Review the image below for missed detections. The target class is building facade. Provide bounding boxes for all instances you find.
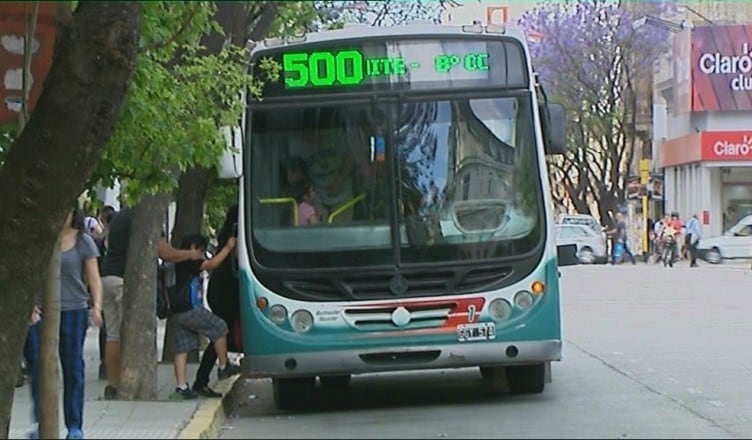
[440,1,531,27]
[0,2,57,126]
[655,18,752,238]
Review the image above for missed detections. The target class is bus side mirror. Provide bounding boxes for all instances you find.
[543,103,567,155]
[556,243,579,267]
[218,125,243,179]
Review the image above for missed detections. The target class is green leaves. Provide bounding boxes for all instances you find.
[139,1,216,60]
[268,1,321,37]
[91,2,250,206]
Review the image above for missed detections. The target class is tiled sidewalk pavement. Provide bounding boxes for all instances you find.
[10,321,239,439]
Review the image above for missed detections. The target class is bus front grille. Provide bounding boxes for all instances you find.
[343,302,455,331]
[281,266,513,301]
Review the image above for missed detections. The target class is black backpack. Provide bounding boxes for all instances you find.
[156,260,175,319]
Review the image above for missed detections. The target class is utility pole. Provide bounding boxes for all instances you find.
[640,158,651,255]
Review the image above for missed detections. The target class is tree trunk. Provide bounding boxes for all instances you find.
[18,1,39,132]
[171,167,211,247]
[0,3,140,437]
[39,233,61,440]
[119,192,170,400]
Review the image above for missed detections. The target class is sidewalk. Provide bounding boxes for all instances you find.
[10,321,240,439]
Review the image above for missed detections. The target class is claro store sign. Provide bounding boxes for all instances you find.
[691,25,752,112]
[702,131,752,161]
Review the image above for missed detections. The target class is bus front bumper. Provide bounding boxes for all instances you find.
[242,339,562,378]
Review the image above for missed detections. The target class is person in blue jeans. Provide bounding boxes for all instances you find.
[24,204,103,439]
[610,212,636,265]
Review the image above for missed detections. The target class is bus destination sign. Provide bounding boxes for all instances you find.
[282,50,490,89]
[255,38,527,98]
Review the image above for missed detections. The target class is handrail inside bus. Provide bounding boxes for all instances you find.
[259,197,299,226]
[328,193,367,224]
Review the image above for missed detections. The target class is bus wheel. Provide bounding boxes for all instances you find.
[479,366,509,393]
[506,364,545,394]
[272,376,315,410]
[319,374,351,389]
[479,367,494,382]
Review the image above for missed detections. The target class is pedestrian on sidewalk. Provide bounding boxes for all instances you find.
[685,213,701,267]
[24,203,103,440]
[90,205,116,381]
[609,212,636,265]
[168,233,241,400]
[100,208,203,400]
[192,204,241,398]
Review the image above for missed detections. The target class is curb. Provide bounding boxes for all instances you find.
[176,375,243,439]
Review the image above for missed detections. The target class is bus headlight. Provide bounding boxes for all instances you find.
[291,310,314,333]
[488,298,513,321]
[514,290,535,310]
[269,305,288,325]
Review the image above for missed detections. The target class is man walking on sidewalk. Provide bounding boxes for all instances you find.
[610,212,636,265]
[685,213,701,267]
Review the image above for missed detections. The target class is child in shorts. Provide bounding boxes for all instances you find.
[167,233,241,399]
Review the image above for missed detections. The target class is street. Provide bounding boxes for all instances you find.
[220,262,752,439]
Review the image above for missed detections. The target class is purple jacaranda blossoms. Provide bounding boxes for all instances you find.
[518,0,676,111]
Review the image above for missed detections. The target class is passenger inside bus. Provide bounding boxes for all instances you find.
[286,111,356,224]
[284,156,310,192]
[291,178,319,226]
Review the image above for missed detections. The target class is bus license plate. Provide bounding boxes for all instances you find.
[457,322,496,342]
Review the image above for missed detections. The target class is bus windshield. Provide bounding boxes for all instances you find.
[249,94,543,269]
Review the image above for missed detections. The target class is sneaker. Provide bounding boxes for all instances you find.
[170,387,199,400]
[25,424,38,440]
[217,362,241,380]
[193,385,222,398]
[66,428,84,439]
[103,385,118,400]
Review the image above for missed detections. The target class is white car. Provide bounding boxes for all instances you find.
[556,213,605,237]
[554,224,608,264]
[698,215,752,264]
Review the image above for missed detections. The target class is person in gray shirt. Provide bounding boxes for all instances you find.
[24,203,103,440]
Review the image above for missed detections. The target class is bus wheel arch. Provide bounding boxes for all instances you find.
[319,374,352,390]
[272,376,316,410]
[506,363,545,394]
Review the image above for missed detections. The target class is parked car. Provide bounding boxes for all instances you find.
[554,224,608,264]
[698,215,752,264]
[556,213,606,239]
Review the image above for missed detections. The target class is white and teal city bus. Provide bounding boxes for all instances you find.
[220,22,574,410]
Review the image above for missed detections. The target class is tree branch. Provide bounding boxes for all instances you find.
[248,2,278,41]
[19,1,39,130]
[371,1,391,26]
[139,3,202,53]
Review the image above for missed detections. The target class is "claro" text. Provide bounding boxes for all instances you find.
[713,135,752,156]
[699,43,752,91]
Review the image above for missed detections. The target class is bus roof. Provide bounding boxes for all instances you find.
[250,23,531,56]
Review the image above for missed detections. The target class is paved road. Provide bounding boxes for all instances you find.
[220,262,752,439]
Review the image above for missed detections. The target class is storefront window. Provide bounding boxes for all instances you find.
[721,171,752,231]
